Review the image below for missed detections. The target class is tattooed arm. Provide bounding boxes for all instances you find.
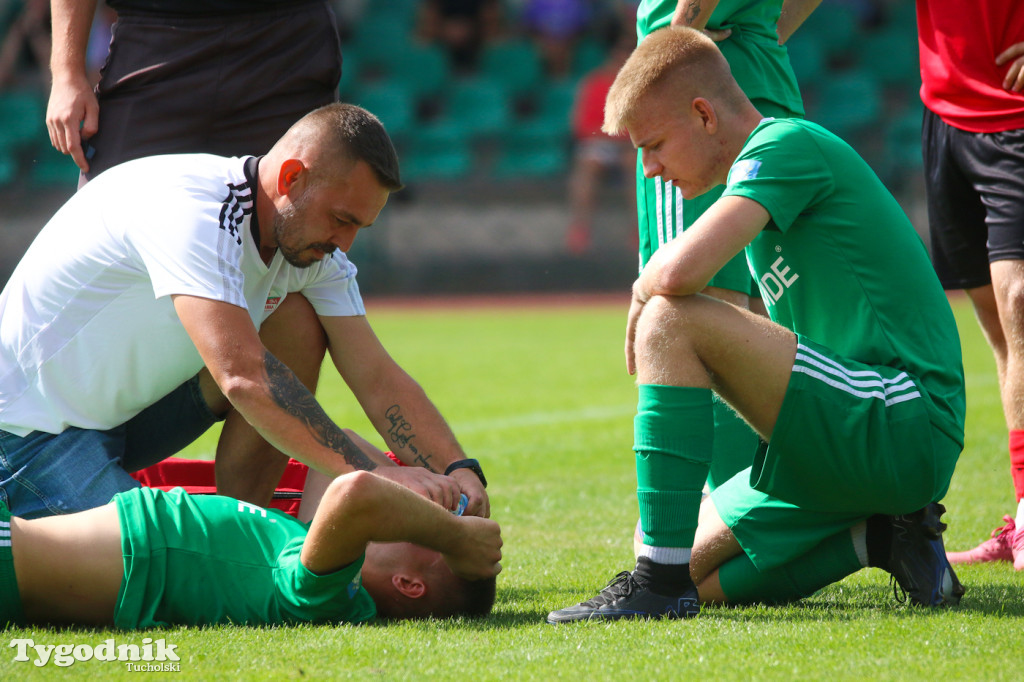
[171,295,462,510]
[320,313,491,518]
[671,0,732,42]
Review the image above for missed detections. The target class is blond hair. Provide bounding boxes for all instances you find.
[603,26,745,136]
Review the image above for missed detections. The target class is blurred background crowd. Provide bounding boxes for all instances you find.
[0,0,925,295]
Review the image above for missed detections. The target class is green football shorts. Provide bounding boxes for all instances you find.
[712,335,961,570]
[0,499,25,626]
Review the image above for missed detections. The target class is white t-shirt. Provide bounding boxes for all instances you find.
[0,154,365,436]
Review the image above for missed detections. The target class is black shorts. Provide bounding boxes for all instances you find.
[83,2,342,182]
[922,107,1024,290]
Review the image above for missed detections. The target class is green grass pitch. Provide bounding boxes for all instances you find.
[4,295,1023,680]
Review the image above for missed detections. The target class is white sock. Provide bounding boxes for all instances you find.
[1015,498,1024,531]
[637,544,692,564]
[850,521,869,567]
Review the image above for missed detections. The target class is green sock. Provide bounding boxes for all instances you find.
[634,384,713,550]
[717,529,863,605]
[707,394,759,491]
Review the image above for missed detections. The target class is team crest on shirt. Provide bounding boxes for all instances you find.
[727,159,761,188]
[347,573,363,599]
[265,296,282,313]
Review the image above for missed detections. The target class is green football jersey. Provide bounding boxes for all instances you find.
[722,118,966,442]
[113,487,377,628]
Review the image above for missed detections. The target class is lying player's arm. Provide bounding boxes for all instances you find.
[626,196,770,375]
[300,471,502,580]
[297,433,395,524]
[321,314,490,517]
[777,0,822,44]
[173,296,458,510]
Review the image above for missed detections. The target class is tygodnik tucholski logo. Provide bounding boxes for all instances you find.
[10,637,181,670]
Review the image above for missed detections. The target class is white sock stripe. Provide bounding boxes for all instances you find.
[0,529,9,537]
[797,344,910,384]
[638,544,692,564]
[0,540,10,547]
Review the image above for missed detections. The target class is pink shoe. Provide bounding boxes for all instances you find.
[946,515,1015,564]
[1013,520,1024,571]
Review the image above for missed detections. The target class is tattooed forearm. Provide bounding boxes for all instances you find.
[683,0,702,24]
[263,351,377,471]
[384,404,438,472]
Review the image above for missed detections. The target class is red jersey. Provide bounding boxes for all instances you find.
[917,0,1024,132]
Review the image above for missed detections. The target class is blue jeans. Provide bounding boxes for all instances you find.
[0,376,221,518]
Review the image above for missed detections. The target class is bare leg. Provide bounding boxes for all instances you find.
[215,293,327,505]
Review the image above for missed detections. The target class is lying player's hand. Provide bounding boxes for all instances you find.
[443,516,503,580]
[997,41,1024,92]
[374,466,461,512]
[449,468,490,517]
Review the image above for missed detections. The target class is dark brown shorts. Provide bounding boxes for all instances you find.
[83,2,342,182]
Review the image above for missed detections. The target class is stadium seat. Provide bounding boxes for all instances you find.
[884,105,925,174]
[811,69,883,140]
[572,38,607,79]
[0,90,45,154]
[857,26,920,89]
[401,121,474,181]
[492,121,569,179]
[529,78,576,133]
[440,76,511,140]
[351,81,416,139]
[391,43,451,101]
[27,138,81,187]
[350,16,412,76]
[480,40,544,98]
[798,4,861,62]
[784,32,827,92]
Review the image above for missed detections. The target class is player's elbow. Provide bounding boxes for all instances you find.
[323,471,388,522]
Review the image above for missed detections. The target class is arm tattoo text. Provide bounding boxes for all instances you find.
[384,404,438,472]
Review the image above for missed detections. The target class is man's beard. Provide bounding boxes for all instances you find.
[272,194,337,268]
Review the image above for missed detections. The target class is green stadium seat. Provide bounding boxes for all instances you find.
[799,4,861,61]
[572,39,607,78]
[529,78,576,133]
[492,121,569,179]
[811,69,882,140]
[784,32,827,91]
[351,81,416,139]
[858,27,920,89]
[392,43,451,101]
[350,17,413,75]
[0,149,16,187]
[401,121,474,181]
[27,139,79,187]
[884,105,925,173]
[480,40,544,98]
[441,76,511,139]
[0,91,45,153]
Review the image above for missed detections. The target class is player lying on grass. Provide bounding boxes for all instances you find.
[548,27,966,623]
[0,462,502,628]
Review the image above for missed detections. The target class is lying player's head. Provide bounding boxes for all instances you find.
[360,541,497,620]
[266,103,403,266]
[603,27,751,198]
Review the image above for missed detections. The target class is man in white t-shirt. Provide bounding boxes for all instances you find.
[0,103,490,520]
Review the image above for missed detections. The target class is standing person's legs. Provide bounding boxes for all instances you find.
[924,108,1024,566]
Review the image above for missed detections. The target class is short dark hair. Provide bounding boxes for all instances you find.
[448,576,497,619]
[301,102,403,191]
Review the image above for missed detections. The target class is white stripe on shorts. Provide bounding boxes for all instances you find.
[793,343,922,406]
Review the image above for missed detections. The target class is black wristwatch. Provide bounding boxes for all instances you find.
[444,458,487,488]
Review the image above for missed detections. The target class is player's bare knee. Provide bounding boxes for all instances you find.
[196,368,231,417]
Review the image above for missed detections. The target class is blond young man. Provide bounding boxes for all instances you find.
[548,27,965,623]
